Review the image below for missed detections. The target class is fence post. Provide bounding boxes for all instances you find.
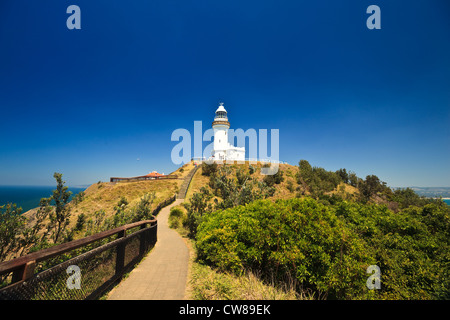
[115,229,126,276]
[150,222,157,246]
[139,223,147,256]
[11,260,36,283]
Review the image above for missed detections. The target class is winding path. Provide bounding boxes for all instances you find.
[107,198,188,300]
[107,165,200,300]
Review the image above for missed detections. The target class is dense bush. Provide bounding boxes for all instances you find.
[184,165,277,238]
[263,169,284,187]
[389,187,436,209]
[297,160,342,198]
[196,197,450,299]
[202,162,218,176]
[335,201,450,299]
[183,187,214,238]
[196,198,374,299]
[169,207,185,229]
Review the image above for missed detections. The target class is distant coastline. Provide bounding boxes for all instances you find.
[401,186,450,199]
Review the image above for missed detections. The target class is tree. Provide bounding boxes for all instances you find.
[298,160,313,184]
[74,213,86,232]
[211,166,274,210]
[20,197,52,254]
[263,169,284,187]
[336,168,349,184]
[297,160,341,198]
[0,204,25,262]
[48,172,72,243]
[348,171,359,187]
[202,162,218,176]
[391,188,430,209]
[183,187,213,238]
[358,175,386,202]
[130,193,155,222]
[112,196,129,227]
[72,191,85,205]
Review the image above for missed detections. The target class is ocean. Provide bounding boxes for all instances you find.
[0,185,86,213]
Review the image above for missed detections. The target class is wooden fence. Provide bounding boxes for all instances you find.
[0,194,176,300]
[110,174,178,183]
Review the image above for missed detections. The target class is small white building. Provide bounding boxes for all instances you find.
[211,103,245,162]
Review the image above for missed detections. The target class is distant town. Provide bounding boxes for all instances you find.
[400,187,450,198]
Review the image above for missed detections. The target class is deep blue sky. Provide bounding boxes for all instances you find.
[0,0,449,187]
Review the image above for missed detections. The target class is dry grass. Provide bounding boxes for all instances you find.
[22,163,192,243]
[185,162,360,203]
[185,162,301,203]
[170,161,197,180]
[68,179,179,230]
[187,260,315,300]
[185,167,211,200]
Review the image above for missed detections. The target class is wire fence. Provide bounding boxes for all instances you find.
[0,194,176,300]
[192,157,289,165]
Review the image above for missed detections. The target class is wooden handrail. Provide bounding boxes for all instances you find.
[110,174,178,182]
[0,218,156,276]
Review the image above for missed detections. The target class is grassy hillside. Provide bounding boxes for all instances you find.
[16,162,199,252]
[185,161,358,203]
[69,180,177,223]
[68,164,200,233]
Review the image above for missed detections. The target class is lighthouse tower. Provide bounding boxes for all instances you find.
[211,103,245,162]
[212,103,230,161]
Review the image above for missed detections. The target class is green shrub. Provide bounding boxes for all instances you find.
[130,192,155,222]
[183,187,213,238]
[263,169,284,187]
[169,207,185,229]
[170,207,184,218]
[74,213,86,231]
[196,198,373,299]
[335,201,450,299]
[202,162,218,176]
[297,160,342,198]
[196,197,450,299]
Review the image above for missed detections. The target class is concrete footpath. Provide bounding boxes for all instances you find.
[107,199,189,300]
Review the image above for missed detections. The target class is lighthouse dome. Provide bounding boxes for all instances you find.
[212,102,230,127]
[216,103,227,113]
[214,102,228,120]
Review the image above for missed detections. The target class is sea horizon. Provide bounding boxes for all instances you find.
[1,184,449,213]
[0,185,87,213]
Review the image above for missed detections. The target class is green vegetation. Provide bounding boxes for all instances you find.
[0,204,24,263]
[196,198,372,299]
[0,173,74,262]
[48,172,73,243]
[176,160,450,300]
[71,191,85,206]
[195,198,449,299]
[0,173,161,264]
[2,160,448,300]
[182,165,276,238]
[297,159,342,197]
[0,173,163,291]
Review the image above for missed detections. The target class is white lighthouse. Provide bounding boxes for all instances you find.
[211,103,245,162]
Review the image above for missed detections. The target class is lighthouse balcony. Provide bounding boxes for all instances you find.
[212,120,230,127]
